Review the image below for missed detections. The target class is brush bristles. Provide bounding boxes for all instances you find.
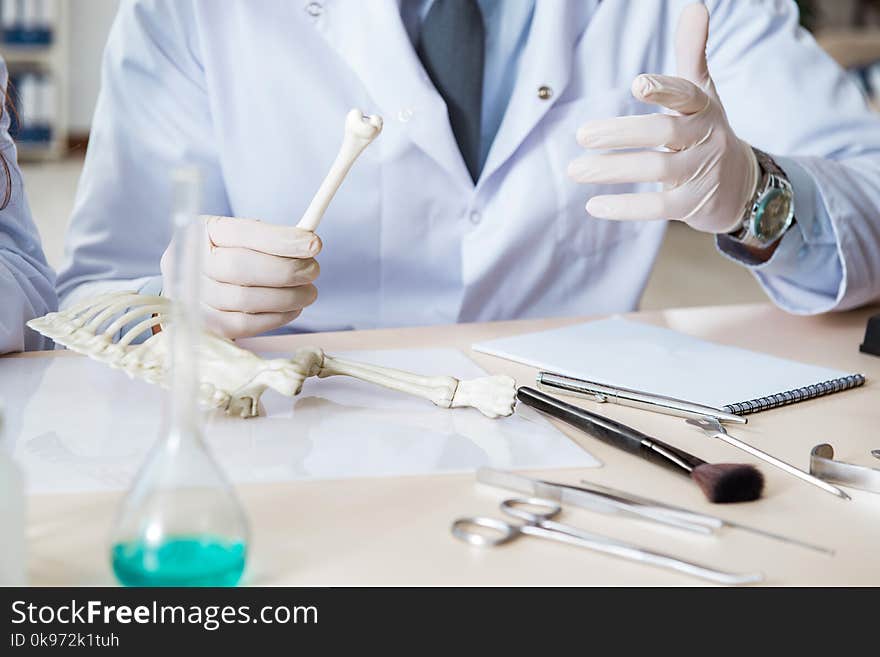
[691,463,764,503]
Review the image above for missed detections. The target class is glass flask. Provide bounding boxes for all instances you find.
[109,168,250,587]
[0,409,27,585]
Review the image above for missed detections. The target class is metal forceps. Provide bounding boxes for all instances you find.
[451,498,763,586]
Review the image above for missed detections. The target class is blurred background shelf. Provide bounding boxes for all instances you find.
[817,28,880,67]
[1,45,54,64]
[1,0,68,162]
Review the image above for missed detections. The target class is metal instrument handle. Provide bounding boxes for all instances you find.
[499,497,563,523]
[451,517,519,547]
[722,433,837,494]
[537,372,746,425]
[499,498,632,546]
[478,467,714,535]
[517,524,763,585]
[575,480,724,529]
[811,443,880,495]
[687,417,850,500]
[579,479,833,555]
[451,510,764,585]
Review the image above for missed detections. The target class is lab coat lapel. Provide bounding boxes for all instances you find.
[479,1,593,186]
[315,0,473,188]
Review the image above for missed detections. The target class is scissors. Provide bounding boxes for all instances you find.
[451,497,763,585]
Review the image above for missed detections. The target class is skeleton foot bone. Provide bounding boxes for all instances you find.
[27,294,516,420]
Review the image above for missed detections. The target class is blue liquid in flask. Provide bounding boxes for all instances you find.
[109,170,249,588]
[112,535,246,587]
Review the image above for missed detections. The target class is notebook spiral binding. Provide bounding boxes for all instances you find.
[723,374,866,416]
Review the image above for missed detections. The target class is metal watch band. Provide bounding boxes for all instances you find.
[752,147,787,179]
[729,148,794,248]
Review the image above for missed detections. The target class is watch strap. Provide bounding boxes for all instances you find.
[729,148,793,248]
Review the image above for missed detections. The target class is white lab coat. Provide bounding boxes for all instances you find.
[57,0,880,333]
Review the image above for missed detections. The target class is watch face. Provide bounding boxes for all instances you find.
[754,187,794,241]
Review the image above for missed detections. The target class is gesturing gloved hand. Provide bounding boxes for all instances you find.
[160,215,321,339]
[568,3,759,234]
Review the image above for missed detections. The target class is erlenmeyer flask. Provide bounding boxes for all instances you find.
[109,167,249,587]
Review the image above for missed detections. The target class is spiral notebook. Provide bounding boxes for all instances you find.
[472,317,866,416]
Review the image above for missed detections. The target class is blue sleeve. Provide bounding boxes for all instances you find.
[0,58,57,353]
[704,0,880,313]
[715,156,843,314]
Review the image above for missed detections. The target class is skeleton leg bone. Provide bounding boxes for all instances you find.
[296,109,383,232]
[316,353,516,419]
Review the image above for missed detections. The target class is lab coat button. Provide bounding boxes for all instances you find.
[305,2,323,17]
[398,108,413,123]
[469,211,482,225]
[537,85,553,100]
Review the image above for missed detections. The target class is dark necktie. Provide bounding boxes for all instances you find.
[416,0,485,182]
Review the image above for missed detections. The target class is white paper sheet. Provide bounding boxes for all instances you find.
[0,349,597,494]
[473,317,854,409]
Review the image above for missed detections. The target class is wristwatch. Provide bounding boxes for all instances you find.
[728,148,795,248]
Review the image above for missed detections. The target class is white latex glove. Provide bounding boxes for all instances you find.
[568,3,759,233]
[160,215,321,339]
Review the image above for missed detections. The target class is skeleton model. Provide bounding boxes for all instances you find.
[27,293,516,419]
[28,110,517,420]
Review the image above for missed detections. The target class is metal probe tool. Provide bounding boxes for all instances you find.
[687,417,850,500]
[576,480,834,555]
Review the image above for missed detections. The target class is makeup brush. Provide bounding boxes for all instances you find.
[517,387,764,503]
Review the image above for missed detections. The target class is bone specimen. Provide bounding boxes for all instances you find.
[27,293,517,420]
[28,111,513,418]
[296,109,383,232]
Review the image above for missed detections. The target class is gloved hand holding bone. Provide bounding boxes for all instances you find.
[568,3,759,234]
[159,109,382,339]
[160,216,321,339]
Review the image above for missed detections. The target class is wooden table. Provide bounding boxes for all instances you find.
[16,303,880,586]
